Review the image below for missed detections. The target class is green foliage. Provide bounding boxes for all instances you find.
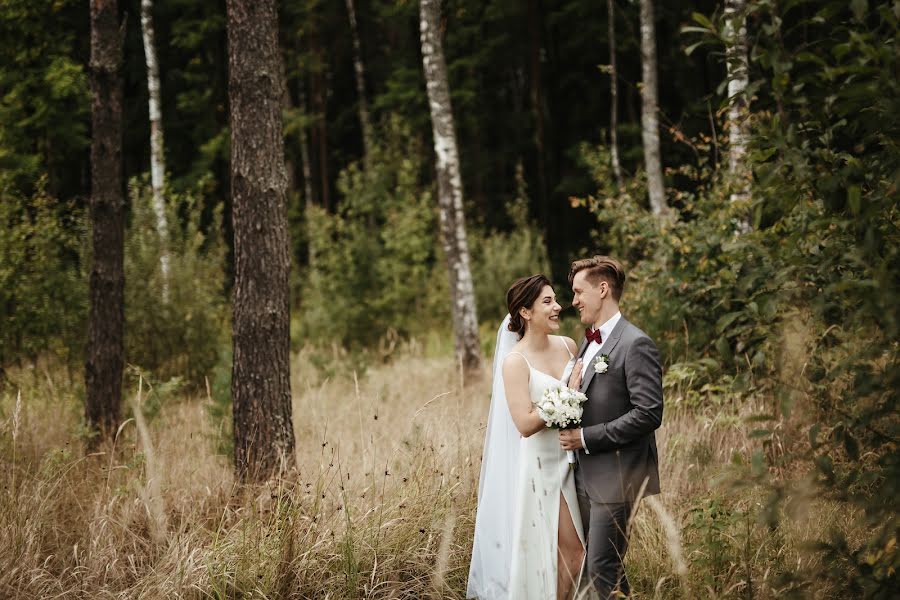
[0,179,86,368]
[299,118,552,353]
[0,0,89,198]
[300,119,440,347]
[577,1,899,595]
[469,190,552,324]
[124,179,229,385]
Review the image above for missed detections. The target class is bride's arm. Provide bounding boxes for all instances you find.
[503,355,546,437]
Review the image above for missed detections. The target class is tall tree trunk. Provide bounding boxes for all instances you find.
[310,29,330,211]
[528,0,548,219]
[725,0,751,219]
[345,0,374,168]
[279,55,299,200]
[86,0,125,439]
[607,0,623,189]
[226,0,295,481]
[297,80,315,210]
[140,0,170,301]
[639,0,667,215]
[419,0,480,373]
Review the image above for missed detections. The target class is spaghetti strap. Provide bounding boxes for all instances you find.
[559,336,574,359]
[506,351,533,369]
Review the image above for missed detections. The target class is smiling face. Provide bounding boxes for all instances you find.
[571,270,608,326]
[520,285,562,334]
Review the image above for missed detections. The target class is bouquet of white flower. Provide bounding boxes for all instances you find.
[534,384,589,468]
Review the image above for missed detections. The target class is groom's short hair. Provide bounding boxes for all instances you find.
[568,256,625,301]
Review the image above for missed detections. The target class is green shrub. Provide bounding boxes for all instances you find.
[299,119,551,353]
[124,178,229,385]
[0,178,86,368]
[469,194,552,325]
[575,2,899,595]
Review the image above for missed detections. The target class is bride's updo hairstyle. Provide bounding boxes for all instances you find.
[506,274,552,338]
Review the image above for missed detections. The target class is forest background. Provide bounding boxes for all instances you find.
[0,0,897,598]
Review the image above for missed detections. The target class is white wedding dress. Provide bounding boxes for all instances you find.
[468,319,586,600]
[506,347,586,599]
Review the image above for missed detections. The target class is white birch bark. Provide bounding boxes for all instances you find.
[419,0,481,373]
[345,0,374,167]
[639,0,668,215]
[140,0,170,300]
[725,0,751,218]
[608,0,623,189]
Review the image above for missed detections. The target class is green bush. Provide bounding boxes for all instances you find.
[469,183,552,325]
[299,119,551,352]
[124,178,228,385]
[299,119,440,347]
[0,178,86,368]
[576,2,899,594]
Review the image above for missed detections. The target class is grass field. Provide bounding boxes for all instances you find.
[0,342,856,598]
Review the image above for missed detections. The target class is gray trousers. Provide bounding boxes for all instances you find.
[575,483,633,599]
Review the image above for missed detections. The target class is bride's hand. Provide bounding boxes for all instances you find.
[568,359,583,389]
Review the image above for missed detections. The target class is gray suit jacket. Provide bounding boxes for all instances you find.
[576,317,663,504]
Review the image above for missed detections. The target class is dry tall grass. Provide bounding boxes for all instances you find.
[0,345,856,599]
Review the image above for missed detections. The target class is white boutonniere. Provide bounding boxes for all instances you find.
[593,353,610,374]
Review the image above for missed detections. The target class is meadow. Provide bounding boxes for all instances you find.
[0,333,857,599]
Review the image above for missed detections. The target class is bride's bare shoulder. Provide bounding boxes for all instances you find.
[558,336,578,356]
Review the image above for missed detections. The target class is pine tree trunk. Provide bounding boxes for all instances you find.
[86,0,125,439]
[607,0,623,189]
[639,0,667,215]
[419,0,481,373]
[140,0,170,301]
[226,0,295,481]
[725,0,751,218]
[345,0,374,168]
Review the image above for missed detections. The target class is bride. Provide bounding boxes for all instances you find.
[467,274,586,600]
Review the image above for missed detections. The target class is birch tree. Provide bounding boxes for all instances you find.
[140,0,170,300]
[639,0,668,215]
[607,0,623,189]
[419,0,481,373]
[345,0,374,167]
[724,0,751,214]
[226,0,295,480]
[86,0,125,439]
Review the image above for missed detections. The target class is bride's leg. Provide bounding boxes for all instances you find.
[557,492,585,600]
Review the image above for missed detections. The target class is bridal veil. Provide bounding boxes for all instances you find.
[466,314,520,599]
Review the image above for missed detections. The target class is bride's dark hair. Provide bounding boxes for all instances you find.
[506,274,552,338]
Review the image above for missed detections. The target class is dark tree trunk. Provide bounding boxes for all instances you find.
[310,28,330,212]
[420,0,481,374]
[226,0,295,481]
[86,0,125,440]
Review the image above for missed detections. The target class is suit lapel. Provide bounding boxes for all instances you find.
[580,317,629,394]
[576,337,590,360]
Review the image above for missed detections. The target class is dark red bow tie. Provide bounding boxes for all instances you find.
[585,328,602,344]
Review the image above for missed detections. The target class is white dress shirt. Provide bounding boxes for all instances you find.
[579,311,622,454]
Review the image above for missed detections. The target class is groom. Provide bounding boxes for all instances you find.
[559,256,663,599]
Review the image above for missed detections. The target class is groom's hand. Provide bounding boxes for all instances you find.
[559,428,583,451]
[567,359,583,389]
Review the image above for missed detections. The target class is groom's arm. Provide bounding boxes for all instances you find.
[582,336,663,452]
